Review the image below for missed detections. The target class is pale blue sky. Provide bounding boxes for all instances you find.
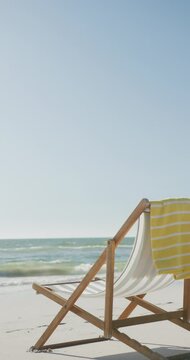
[0,0,189,238]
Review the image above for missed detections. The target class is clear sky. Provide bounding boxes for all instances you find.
[0,0,189,239]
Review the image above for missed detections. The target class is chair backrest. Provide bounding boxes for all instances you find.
[113,212,174,297]
[52,212,174,297]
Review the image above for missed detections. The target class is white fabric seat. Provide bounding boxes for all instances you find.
[49,213,174,297]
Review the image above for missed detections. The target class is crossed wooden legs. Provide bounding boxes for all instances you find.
[31,280,190,360]
[31,199,150,350]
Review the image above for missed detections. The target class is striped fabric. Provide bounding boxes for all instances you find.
[150,198,190,279]
[46,213,174,298]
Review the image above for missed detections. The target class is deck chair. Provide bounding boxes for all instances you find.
[31,199,190,360]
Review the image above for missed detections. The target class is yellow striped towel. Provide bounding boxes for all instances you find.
[150,198,190,279]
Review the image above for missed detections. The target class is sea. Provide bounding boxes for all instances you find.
[0,237,135,289]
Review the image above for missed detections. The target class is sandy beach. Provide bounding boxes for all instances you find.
[1,280,190,360]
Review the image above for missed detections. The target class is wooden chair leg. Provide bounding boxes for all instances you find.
[113,329,166,360]
[128,295,190,331]
[33,249,107,349]
[104,240,115,338]
[183,278,190,323]
[118,294,146,320]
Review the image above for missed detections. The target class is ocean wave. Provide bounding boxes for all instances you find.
[0,245,105,252]
[0,274,82,287]
[58,245,106,250]
[0,261,73,277]
[58,244,133,249]
[74,263,92,273]
[48,259,70,264]
[0,261,108,277]
[0,245,107,253]
[0,237,133,283]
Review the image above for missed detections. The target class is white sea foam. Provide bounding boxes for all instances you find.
[74,263,106,273]
[0,274,81,289]
[74,263,92,272]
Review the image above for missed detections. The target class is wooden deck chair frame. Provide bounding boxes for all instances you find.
[31,199,190,360]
